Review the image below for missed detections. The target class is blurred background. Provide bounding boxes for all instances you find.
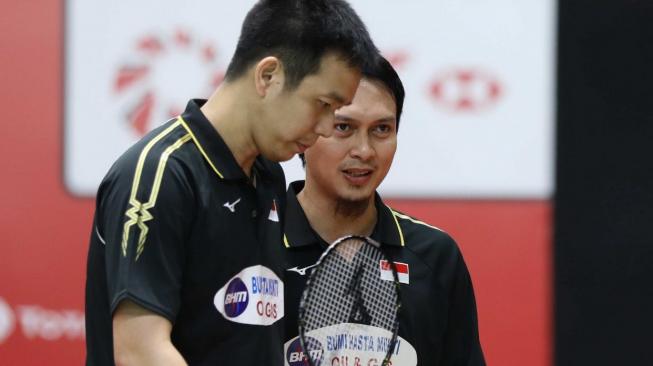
[0,0,651,365]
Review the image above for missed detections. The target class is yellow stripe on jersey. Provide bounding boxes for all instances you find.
[386,205,405,246]
[121,120,190,260]
[178,116,224,179]
[134,134,192,260]
[391,209,445,233]
[283,234,290,248]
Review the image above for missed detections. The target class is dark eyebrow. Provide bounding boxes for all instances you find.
[334,114,396,124]
[376,117,396,124]
[334,113,354,122]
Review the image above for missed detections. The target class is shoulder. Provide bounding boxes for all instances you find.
[97,120,198,210]
[107,119,194,175]
[387,207,462,265]
[389,208,454,246]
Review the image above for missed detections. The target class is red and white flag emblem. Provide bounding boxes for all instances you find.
[380,260,409,284]
[268,199,279,222]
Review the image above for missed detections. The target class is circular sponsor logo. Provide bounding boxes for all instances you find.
[0,297,15,344]
[223,278,249,318]
[287,336,324,366]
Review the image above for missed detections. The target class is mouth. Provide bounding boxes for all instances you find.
[342,168,372,177]
[341,168,374,185]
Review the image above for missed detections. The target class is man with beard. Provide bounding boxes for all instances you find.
[282,57,486,365]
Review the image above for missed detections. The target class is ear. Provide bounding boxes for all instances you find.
[254,56,284,97]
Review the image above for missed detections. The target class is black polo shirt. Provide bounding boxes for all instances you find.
[282,181,486,366]
[85,99,287,365]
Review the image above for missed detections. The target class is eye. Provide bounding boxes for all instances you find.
[376,124,391,133]
[318,100,332,109]
[335,123,350,132]
[374,124,394,135]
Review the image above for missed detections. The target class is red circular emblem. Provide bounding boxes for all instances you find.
[113,29,224,136]
[428,68,503,113]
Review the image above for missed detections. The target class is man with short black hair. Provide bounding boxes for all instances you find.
[283,57,486,365]
[84,1,378,365]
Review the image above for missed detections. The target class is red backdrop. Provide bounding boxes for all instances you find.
[0,1,551,364]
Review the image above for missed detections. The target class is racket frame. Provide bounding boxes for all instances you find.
[297,235,402,366]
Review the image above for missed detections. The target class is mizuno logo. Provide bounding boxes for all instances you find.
[286,263,319,276]
[223,198,241,213]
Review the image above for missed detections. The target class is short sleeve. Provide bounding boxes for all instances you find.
[96,154,196,322]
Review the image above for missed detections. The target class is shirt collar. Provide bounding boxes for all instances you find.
[283,180,404,248]
[178,99,250,181]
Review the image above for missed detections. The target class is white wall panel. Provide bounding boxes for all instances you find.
[65,0,555,198]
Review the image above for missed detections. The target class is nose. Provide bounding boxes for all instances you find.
[350,132,374,161]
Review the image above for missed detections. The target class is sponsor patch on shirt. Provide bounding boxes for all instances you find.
[285,335,324,366]
[283,324,417,366]
[214,265,284,326]
[380,260,409,284]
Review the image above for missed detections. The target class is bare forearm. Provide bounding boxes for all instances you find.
[113,300,187,366]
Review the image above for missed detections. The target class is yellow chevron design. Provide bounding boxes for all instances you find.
[121,120,190,260]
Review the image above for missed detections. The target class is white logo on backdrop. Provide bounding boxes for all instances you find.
[16,306,85,341]
[0,298,85,343]
[0,297,16,344]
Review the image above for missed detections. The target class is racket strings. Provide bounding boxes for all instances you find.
[301,238,399,332]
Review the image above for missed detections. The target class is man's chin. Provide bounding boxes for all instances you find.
[278,151,296,162]
[334,193,373,217]
[340,185,374,201]
[262,147,294,163]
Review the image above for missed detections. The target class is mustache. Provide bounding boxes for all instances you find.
[339,163,376,171]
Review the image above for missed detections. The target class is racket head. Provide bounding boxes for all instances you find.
[297,235,402,366]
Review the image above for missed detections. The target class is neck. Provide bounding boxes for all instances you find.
[298,183,377,244]
[200,82,259,176]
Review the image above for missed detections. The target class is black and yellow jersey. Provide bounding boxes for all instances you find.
[85,100,287,365]
[282,181,486,366]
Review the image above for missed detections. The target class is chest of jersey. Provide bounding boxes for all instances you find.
[172,177,287,364]
[282,245,450,366]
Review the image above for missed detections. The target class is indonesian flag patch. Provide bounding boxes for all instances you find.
[268,199,279,222]
[380,260,409,284]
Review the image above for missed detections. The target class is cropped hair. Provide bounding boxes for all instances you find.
[224,0,378,90]
[362,56,405,128]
